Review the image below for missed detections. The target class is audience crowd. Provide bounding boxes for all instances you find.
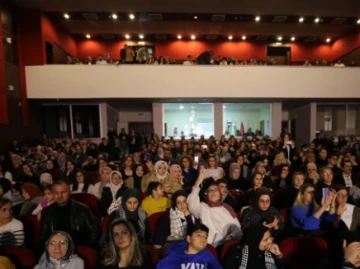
[1,129,360,268]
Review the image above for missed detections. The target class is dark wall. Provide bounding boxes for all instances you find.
[341,46,360,66]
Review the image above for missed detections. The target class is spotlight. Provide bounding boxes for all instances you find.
[278,36,282,41]
[177,35,182,39]
[139,34,144,39]
[326,37,331,43]
[112,14,118,19]
[314,17,320,23]
[255,16,261,22]
[228,35,233,40]
[194,16,198,19]
[129,14,135,20]
[291,36,295,41]
[357,19,360,24]
[242,35,246,40]
[299,17,304,23]
[191,35,196,40]
[86,34,91,39]
[64,13,70,19]
[125,34,130,39]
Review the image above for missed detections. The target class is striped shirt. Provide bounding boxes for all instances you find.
[0,218,25,247]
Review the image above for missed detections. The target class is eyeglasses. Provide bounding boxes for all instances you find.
[49,240,67,247]
[323,173,332,176]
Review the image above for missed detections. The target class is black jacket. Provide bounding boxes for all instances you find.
[99,185,128,216]
[39,200,98,248]
[224,193,239,212]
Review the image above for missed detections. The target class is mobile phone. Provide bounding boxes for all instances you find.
[322,188,330,198]
[287,141,292,145]
[209,169,219,178]
[194,156,199,162]
[261,216,274,224]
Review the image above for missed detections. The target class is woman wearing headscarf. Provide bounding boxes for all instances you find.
[226,163,250,191]
[224,224,286,269]
[19,183,44,216]
[142,161,182,196]
[56,152,67,173]
[108,188,150,243]
[125,165,144,191]
[100,171,128,216]
[34,230,84,269]
[305,162,320,185]
[43,159,62,181]
[170,164,184,186]
[90,166,112,199]
[187,171,242,247]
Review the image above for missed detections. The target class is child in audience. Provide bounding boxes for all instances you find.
[156,223,222,269]
[32,185,54,220]
[141,182,171,217]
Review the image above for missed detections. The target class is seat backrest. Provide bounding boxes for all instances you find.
[279,237,328,269]
[144,245,159,265]
[140,192,148,202]
[86,171,100,185]
[206,244,218,260]
[280,207,290,223]
[102,214,110,235]
[76,245,98,269]
[70,193,100,217]
[19,215,40,248]
[221,240,241,262]
[148,211,164,237]
[0,247,36,269]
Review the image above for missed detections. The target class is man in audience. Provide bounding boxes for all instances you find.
[334,160,356,188]
[197,50,214,65]
[327,153,340,174]
[183,55,193,65]
[216,179,238,212]
[96,54,107,65]
[39,180,98,248]
[84,56,92,65]
[136,45,149,64]
[120,44,127,63]
[334,59,345,67]
[316,148,328,167]
[163,148,180,165]
[73,145,87,168]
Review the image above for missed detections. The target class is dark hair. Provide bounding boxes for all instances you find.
[0,197,12,208]
[52,179,70,187]
[327,153,338,160]
[72,169,90,193]
[216,179,228,186]
[334,185,347,193]
[147,181,162,195]
[43,184,53,192]
[251,172,263,184]
[186,223,209,237]
[255,187,272,206]
[341,159,352,168]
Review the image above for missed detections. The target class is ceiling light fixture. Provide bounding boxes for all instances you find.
[191,35,196,40]
[357,19,360,24]
[314,17,320,23]
[278,36,282,41]
[291,36,295,41]
[194,16,198,19]
[139,34,144,39]
[242,35,246,40]
[177,35,182,39]
[299,17,304,23]
[64,13,70,19]
[86,34,91,39]
[228,35,233,40]
[129,14,135,20]
[255,16,261,22]
[112,14,118,19]
[326,37,331,43]
[125,34,130,39]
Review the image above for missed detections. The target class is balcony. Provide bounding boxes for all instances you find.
[25,65,360,99]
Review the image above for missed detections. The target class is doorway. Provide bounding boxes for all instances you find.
[267,46,291,65]
[45,41,54,64]
[128,122,153,138]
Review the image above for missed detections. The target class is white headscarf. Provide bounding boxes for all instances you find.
[109,171,123,200]
[154,161,169,181]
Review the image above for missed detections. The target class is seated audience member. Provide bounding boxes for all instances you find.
[35,231,84,269]
[316,148,328,167]
[180,155,197,187]
[207,155,225,181]
[125,164,144,190]
[141,182,171,217]
[334,186,360,233]
[40,173,53,188]
[0,256,16,269]
[39,180,98,248]
[224,224,286,269]
[253,162,275,191]
[335,160,356,188]
[187,172,242,247]
[226,163,250,191]
[156,223,222,269]
[33,185,54,220]
[290,183,336,233]
[327,153,341,174]
[240,187,284,240]
[142,161,182,195]
[108,188,150,242]
[168,190,200,242]
[275,172,305,209]
[0,163,12,183]
[275,164,291,190]
[315,167,335,205]
[235,154,250,179]
[216,179,238,212]
[170,164,184,186]
[0,177,25,213]
[244,173,264,206]
[120,155,134,180]
[21,162,39,185]
[43,159,62,181]
[0,197,24,247]
[101,219,153,269]
[19,183,43,216]
[305,162,320,184]
[271,152,290,178]
[100,171,128,216]
[342,238,360,269]
[349,174,360,207]
[90,166,112,199]
[70,169,93,193]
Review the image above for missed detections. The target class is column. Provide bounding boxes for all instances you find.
[152,103,163,137]
[270,103,282,138]
[310,103,317,142]
[0,9,9,124]
[213,103,223,139]
[99,103,107,138]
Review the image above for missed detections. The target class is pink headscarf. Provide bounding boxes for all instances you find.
[170,164,183,184]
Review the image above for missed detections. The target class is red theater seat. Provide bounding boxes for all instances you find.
[206,244,218,259]
[19,215,40,248]
[148,211,164,237]
[87,171,100,185]
[76,246,98,269]
[0,247,36,269]
[144,245,159,265]
[279,237,327,269]
[280,207,291,223]
[70,193,100,217]
[102,214,110,235]
[221,240,241,262]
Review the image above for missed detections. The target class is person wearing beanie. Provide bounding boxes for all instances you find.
[40,173,53,187]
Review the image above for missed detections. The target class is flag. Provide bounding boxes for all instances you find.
[240,122,245,136]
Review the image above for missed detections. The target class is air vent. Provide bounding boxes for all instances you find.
[272,16,287,23]
[82,13,99,21]
[256,35,268,41]
[206,35,218,40]
[330,18,347,24]
[212,15,226,22]
[149,14,163,21]
[305,36,317,42]
[155,34,167,40]
[102,34,114,40]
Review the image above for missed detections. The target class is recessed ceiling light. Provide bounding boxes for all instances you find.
[112,14,118,19]
[314,17,320,23]
[326,37,331,43]
[129,14,135,20]
[357,19,360,24]
[180,105,184,109]
[228,35,233,40]
[299,17,304,23]
[64,13,70,19]
[86,34,91,39]
[278,36,282,41]
[242,35,246,40]
[191,35,196,40]
[125,34,130,39]
[291,36,296,41]
[139,34,144,39]
[255,16,261,22]
[194,16,198,19]
[177,35,182,39]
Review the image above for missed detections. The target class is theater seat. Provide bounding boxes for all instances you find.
[0,247,36,269]
[280,207,290,223]
[148,211,164,237]
[76,246,98,269]
[86,171,100,185]
[70,193,100,217]
[140,192,148,202]
[206,244,218,259]
[221,240,241,262]
[102,214,110,235]
[279,237,327,269]
[144,245,159,265]
[19,215,40,248]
